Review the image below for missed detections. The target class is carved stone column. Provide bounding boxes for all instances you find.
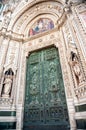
[16,44,27,130]
[0,35,4,47]
[0,37,10,80]
[57,29,77,130]
[16,105,24,130]
[66,4,86,100]
[67,98,77,130]
[71,5,86,72]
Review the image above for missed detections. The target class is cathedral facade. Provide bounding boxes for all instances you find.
[0,0,86,130]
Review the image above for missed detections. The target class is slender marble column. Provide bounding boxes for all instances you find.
[0,37,10,80]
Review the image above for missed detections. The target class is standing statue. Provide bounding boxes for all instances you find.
[2,75,12,98]
[2,68,14,98]
[70,51,83,84]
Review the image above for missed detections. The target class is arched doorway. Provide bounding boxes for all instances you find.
[23,46,70,130]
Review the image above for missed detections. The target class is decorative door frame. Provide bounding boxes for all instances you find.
[16,31,77,130]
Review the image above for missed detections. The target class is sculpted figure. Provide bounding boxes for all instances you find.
[3,15,10,27]
[3,2,14,27]
[70,51,82,84]
[2,68,14,98]
[2,75,12,97]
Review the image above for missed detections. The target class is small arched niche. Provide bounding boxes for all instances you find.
[1,68,14,98]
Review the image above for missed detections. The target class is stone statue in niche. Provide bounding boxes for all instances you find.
[70,51,83,85]
[2,68,14,98]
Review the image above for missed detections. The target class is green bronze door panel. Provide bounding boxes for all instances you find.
[23,47,70,130]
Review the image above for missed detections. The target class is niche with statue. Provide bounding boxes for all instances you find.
[69,51,83,85]
[1,68,14,98]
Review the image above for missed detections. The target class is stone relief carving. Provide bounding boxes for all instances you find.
[29,67,39,106]
[48,62,60,103]
[2,3,13,28]
[2,0,22,28]
[3,15,10,27]
[76,3,86,13]
[64,3,72,14]
[64,22,74,45]
[5,42,19,68]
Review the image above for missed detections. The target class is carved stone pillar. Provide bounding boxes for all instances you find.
[58,29,77,130]
[0,35,4,47]
[66,4,86,100]
[71,6,86,71]
[67,98,76,130]
[16,44,27,130]
[0,37,10,80]
[16,105,24,130]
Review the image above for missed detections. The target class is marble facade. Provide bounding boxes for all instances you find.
[0,0,86,130]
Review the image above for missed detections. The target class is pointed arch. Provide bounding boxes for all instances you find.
[8,0,64,35]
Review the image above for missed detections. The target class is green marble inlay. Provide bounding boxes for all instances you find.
[75,104,86,112]
[0,122,16,129]
[76,119,86,129]
[0,111,16,116]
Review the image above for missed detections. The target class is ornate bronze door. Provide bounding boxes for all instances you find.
[23,47,70,130]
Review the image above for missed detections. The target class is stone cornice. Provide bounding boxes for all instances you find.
[0,28,24,42]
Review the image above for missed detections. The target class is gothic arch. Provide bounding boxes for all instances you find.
[8,0,65,36]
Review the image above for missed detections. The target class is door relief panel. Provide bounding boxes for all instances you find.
[23,47,70,130]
